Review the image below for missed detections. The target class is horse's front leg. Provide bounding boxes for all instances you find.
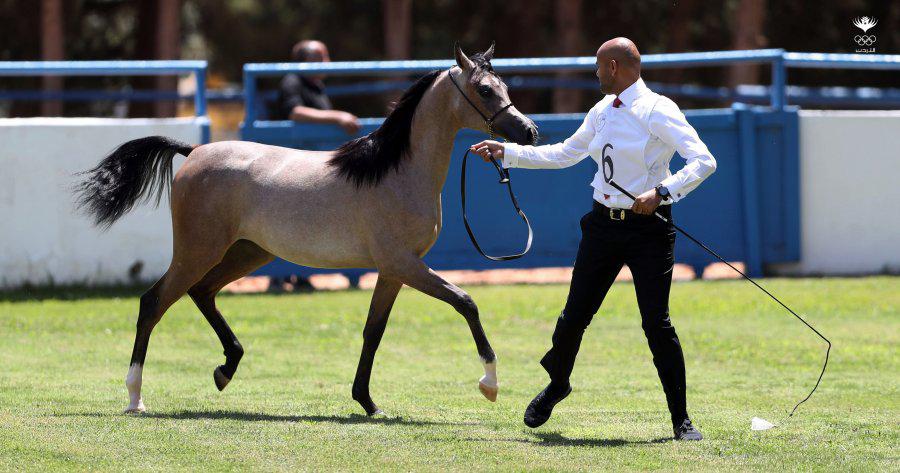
[380,256,498,402]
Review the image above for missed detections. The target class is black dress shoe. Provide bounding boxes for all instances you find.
[674,418,703,441]
[524,383,572,428]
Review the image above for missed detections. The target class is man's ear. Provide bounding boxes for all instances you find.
[454,42,475,72]
[483,41,495,61]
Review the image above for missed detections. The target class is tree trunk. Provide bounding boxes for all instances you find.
[501,1,544,113]
[728,0,767,88]
[667,0,696,83]
[154,0,181,117]
[130,1,159,118]
[40,0,64,116]
[553,0,583,113]
[383,0,411,60]
[131,0,181,118]
[381,0,412,114]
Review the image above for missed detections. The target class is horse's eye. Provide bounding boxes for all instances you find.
[477,85,492,97]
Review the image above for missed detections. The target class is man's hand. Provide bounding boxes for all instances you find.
[469,140,504,162]
[631,188,662,215]
[336,111,361,135]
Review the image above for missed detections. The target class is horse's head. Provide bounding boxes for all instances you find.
[450,42,538,146]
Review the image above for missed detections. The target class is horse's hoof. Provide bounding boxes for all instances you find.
[214,366,231,391]
[369,409,386,417]
[479,381,499,402]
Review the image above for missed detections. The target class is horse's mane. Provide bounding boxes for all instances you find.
[329,70,442,187]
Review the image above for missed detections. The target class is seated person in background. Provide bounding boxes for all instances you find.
[276,39,361,135]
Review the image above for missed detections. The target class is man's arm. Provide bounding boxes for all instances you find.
[471,102,605,169]
[289,106,361,134]
[279,75,361,134]
[649,97,717,202]
[631,97,716,214]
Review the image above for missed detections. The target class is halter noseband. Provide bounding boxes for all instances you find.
[447,66,514,140]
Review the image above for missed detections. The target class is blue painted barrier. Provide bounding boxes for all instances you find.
[236,50,895,279]
[243,108,799,280]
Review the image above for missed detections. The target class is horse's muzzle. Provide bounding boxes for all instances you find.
[494,112,539,146]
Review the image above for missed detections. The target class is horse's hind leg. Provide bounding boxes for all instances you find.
[188,240,274,391]
[352,275,403,416]
[380,256,499,403]
[124,242,232,413]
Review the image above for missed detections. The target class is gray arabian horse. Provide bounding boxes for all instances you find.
[75,44,538,415]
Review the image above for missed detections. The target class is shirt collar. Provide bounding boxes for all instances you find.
[616,77,649,108]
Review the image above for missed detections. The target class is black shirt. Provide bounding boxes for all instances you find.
[275,74,332,120]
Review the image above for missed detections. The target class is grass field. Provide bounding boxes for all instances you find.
[0,277,897,471]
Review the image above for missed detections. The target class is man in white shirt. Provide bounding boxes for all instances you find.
[471,37,716,441]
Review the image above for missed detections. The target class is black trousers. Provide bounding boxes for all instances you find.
[540,201,688,425]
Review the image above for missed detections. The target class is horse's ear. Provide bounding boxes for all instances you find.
[454,42,474,72]
[483,42,495,61]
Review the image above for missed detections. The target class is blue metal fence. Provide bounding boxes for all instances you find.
[8,80,900,109]
[240,50,899,279]
[0,60,211,142]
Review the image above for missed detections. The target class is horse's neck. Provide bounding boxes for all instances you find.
[397,73,460,198]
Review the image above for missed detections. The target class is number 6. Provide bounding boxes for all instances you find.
[602,143,614,183]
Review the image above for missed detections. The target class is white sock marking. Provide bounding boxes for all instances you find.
[480,360,498,388]
[125,363,145,412]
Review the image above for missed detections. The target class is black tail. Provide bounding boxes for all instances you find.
[74,136,195,229]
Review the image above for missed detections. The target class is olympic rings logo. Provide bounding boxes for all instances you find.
[854,35,876,46]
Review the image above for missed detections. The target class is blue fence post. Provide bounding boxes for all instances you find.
[782,108,801,261]
[771,51,787,110]
[243,68,257,127]
[733,103,764,277]
[194,66,210,143]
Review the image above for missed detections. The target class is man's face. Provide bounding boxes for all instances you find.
[308,45,330,80]
[307,46,330,63]
[595,54,614,95]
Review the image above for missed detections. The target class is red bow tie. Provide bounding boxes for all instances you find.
[613,97,623,108]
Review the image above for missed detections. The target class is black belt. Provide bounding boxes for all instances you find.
[592,201,672,221]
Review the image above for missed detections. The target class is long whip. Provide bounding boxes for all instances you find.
[606,179,831,416]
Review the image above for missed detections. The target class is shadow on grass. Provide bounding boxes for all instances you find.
[0,283,148,302]
[461,431,672,448]
[60,409,471,427]
[0,283,328,302]
[531,431,672,447]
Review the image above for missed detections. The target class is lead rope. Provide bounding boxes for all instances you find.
[449,67,533,261]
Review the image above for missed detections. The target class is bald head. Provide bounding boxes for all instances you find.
[594,37,641,95]
[292,40,329,62]
[597,37,641,70]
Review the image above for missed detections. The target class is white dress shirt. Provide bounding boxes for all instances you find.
[503,78,717,208]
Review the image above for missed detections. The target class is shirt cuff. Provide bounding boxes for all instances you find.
[502,143,521,168]
[659,175,687,202]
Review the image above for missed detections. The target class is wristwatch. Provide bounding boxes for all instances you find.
[654,185,671,201]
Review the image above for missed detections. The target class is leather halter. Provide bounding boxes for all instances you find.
[448,66,533,261]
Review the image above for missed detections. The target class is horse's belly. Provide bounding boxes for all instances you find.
[240,209,373,269]
[265,236,373,269]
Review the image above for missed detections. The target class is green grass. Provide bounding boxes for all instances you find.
[0,277,897,471]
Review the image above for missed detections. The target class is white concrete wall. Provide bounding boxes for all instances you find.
[0,118,201,288]
[1,113,897,286]
[771,111,900,276]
